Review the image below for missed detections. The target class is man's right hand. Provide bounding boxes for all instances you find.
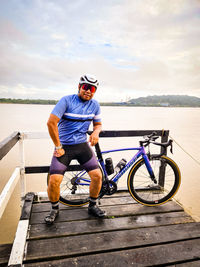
[54,148,65,157]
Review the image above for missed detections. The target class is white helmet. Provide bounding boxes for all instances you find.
[79,74,99,88]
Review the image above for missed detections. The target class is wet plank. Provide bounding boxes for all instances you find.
[0,243,12,266]
[29,211,193,240]
[24,238,200,266]
[26,222,199,262]
[172,261,200,266]
[31,195,137,213]
[30,200,183,224]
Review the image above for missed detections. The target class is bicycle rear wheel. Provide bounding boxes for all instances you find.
[127,155,181,206]
[47,165,103,207]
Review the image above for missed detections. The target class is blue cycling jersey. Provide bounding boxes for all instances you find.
[51,94,101,145]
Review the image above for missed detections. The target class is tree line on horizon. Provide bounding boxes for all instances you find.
[0,98,58,105]
[0,95,200,107]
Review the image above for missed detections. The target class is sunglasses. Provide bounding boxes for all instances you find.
[81,84,96,93]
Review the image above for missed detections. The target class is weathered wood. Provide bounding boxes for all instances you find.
[30,200,183,225]
[21,130,169,139]
[25,164,84,174]
[31,195,138,213]
[0,132,20,160]
[25,223,200,262]
[25,259,200,267]
[20,192,35,220]
[88,130,169,138]
[24,238,200,266]
[33,190,133,203]
[25,166,50,174]
[0,243,12,266]
[29,211,193,240]
[8,220,29,266]
[171,261,200,266]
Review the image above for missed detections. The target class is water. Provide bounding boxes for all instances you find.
[0,104,200,244]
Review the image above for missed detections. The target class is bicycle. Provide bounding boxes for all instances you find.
[47,132,181,207]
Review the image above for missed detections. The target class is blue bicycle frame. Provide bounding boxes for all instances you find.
[74,145,155,186]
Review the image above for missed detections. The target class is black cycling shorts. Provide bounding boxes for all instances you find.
[49,142,99,175]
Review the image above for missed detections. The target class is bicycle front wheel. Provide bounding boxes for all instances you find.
[127,155,181,206]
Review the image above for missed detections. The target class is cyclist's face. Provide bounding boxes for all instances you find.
[78,84,96,101]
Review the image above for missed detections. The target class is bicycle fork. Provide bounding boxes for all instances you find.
[143,154,157,184]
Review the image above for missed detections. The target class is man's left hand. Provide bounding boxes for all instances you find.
[89,132,99,146]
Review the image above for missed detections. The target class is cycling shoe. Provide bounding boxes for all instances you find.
[88,205,106,218]
[44,209,59,225]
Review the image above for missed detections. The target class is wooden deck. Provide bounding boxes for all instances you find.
[2,192,200,266]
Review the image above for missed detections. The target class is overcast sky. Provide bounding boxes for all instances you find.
[0,0,200,102]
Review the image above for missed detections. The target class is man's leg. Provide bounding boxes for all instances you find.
[48,174,63,201]
[75,142,105,217]
[88,168,106,217]
[45,150,69,224]
[88,168,102,198]
[45,173,64,224]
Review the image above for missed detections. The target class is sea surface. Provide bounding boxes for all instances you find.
[0,104,200,244]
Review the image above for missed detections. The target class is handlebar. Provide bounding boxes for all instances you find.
[140,132,173,155]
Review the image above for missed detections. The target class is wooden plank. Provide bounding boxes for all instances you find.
[31,195,138,213]
[8,220,29,266]
[0,167,20,219]
[33,190,131,203]
[25,223,200,262]
[22,130,169,139]
[29,211,193,240]
[30,201,183,224]
[0,243,12,266]
[0,132,20,160]
[20,192,35,220]
[24,259,200,267]
[25,166,50,174]
[172,261,200,266]
[24,238,200,266]
[89,130,169,138]
[25,164,84,174]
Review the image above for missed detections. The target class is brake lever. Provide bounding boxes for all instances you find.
[169,140,173,154]
[151,136,159,141]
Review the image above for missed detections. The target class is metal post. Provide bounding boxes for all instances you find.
[19,132,26,206]
[158,130,169,187]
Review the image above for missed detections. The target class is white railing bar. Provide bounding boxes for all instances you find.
[23,131,49,139]
[19,134,26,202]
[8,219,29,266]
[0,167,20,219]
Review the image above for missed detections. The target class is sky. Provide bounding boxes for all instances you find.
[0,0,200,102]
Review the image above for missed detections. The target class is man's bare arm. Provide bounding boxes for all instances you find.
[47,114,65,157]
[89,122,102,146]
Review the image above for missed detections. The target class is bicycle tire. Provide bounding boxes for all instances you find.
[47,165,104,207]
[127,155,181,206]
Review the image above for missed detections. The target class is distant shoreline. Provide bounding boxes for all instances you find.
[0,102,199,108]
[0,96,200,107]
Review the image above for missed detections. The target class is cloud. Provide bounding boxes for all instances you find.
[0,0,200,101]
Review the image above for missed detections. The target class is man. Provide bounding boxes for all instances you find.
[45,74,105,224]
